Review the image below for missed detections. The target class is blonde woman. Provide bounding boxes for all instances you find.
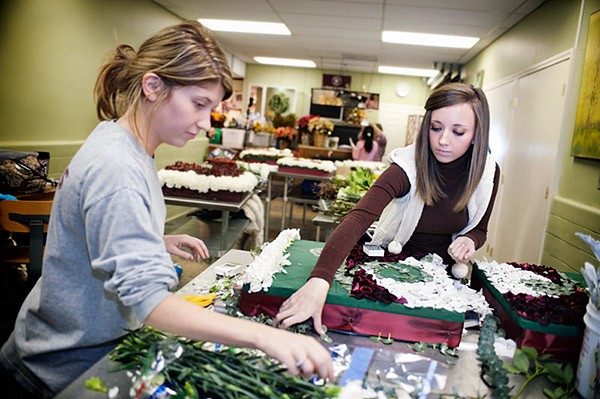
[0,21,332,398]
[275,83,500,335]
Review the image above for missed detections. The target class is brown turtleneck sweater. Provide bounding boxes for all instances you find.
[309,151,500,284]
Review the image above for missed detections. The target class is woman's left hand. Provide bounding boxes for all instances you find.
[448,236,475,263]
[163,234,209,261]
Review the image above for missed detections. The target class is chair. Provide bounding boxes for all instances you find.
[0,199,52,281]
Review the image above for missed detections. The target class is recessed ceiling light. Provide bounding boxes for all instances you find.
[199,19,291,35]
[382,31,479,49]
[378,66,439,77]
[254,57,316,68]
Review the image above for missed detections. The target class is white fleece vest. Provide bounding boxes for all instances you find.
[371,144,496,254]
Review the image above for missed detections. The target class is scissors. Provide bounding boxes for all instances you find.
[181,293,217,307]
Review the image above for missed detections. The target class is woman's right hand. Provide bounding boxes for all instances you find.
[256,327,334,380]
[273,277,330,335]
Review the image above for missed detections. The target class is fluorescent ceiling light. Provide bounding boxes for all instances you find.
[382,31,479,49]
[254,57,316,68]
[199,19,291,35]
[378,66,438,77]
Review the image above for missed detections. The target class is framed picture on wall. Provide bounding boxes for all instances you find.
[475,70,484,88]
[571,10,600,160]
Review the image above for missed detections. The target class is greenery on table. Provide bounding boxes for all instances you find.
[476,315,576,399]
[316,167,376,220]
[110,327,340,399]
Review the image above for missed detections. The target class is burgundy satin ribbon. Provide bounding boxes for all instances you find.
[239,291,464,346]
[477,281,583,362]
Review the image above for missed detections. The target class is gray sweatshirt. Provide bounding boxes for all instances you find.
[2,121,178,393]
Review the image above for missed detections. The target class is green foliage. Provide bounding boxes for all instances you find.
[406,341,458,358]
[271,112,297,128]
[476,315,576,399]
[267,93,290,115]
[477,315,512,399]
[84,377,107,393]
[111,327,336,399]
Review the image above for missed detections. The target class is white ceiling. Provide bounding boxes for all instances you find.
[153,0,547,74]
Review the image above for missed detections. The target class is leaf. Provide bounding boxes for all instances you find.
[502,363,523,374]
[520,345,539,361]
[412,342,426,352]
[85,377,107,393]
[543,388,557,398]
[512,349,530,374]
[320,333,333,344]
[545,362,574,385]
[564,363,574,382]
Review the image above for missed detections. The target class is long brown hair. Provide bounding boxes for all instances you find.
[414,83,490,212]
[94,21,233,141]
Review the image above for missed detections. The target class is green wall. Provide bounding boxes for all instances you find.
[0,0,210,220]
[464,0,580,85]
[0,0,194,178]
[463,0,600,270]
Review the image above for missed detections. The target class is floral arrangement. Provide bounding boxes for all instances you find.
[274,126,297,141]
[277,157,336,174]
[334,160,386,172]
[239,148,294,162]
[236,160,275,181]
[271,113,297,128]
[307,117,334,134]
[210,112,226,128]
[251,121,275,133]
[336,245,492,316]
[296,114,317,130]
[241,229,301,293]
[475,259,587,326]
[158,160,258,193]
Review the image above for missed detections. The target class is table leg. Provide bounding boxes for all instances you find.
[281,177,289,231]
[264,173,272,242]
[220,210,230,256]
[315,226,321,242]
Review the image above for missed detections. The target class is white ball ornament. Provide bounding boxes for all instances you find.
[388,241,402,254]
[452,262,469,279]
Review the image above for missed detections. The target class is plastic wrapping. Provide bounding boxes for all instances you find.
[130,340,183,399]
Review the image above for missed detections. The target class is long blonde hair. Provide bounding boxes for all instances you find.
[94,21,233,141]
[415,83,490,212]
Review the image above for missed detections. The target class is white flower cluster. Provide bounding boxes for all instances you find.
[277,157,336,173]
[367,254,491,317]
[241,229,301,293]
[475,259,555,297]
[158,169,258,193]
[334,159,386,171]
[239,147,294,159]
[236,161,276,181]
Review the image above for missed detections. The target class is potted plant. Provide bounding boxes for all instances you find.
[296,114,317,145]
[307,117,334,147]
[274,126,298,149]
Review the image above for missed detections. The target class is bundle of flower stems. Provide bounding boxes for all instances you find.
[110,327,339,399]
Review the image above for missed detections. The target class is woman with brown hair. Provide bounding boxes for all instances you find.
[0,21,332,398]
[275,82,500,335]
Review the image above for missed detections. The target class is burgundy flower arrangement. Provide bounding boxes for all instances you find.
[503,262,587,327]
[344,244,425,304]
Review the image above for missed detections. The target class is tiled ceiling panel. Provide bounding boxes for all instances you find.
[152,0,547,73]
